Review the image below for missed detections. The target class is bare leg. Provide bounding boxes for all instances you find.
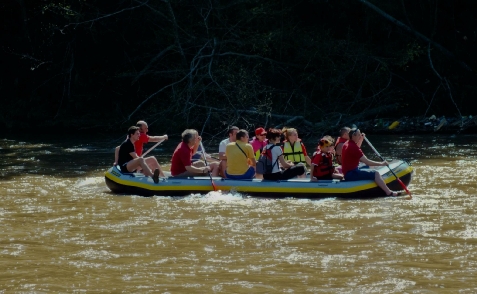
[374,172,392,195]
[209,162,220,177]
[145,156,165,177]
[219,160,227,178]
[126,158,153,176]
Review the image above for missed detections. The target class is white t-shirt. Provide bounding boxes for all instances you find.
[219,138,230,153]
[264,143,283,173]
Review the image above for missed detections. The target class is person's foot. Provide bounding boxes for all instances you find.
[387,191,401,197]
[153,168,160,184]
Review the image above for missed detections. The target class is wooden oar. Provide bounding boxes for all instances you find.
[364,137,412,199]
[141,139,165,157]
[199,141,217,191]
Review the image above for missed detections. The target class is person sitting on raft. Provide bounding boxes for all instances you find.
[281,127,311,177]
[311,136,343,181]
[171,129,220,177]
[334,126,350,166]
[341,128,400,196]
[249,127,268,179]
[225,129,256,179]
[218,126,239,177]
[249,127,268,160]
[260,128,306,181]
[117,126,162,183]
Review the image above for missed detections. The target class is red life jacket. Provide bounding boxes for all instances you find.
[312,151,334,178]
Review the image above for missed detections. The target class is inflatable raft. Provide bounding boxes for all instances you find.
[105,160,413,198]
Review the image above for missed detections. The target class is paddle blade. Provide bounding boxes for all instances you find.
[211,181,217,191]
[397,178,412,199]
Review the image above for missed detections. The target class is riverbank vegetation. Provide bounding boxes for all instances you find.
[2,0,476,135]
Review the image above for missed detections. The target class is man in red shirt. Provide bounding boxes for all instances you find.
[171,129,219,177]
[341,128,399,196]
[135,120,168,157]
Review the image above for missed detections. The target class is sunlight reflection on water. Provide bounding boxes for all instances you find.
[1,134,477,292]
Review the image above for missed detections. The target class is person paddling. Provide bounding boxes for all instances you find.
[117,126,161,183]
[171,129,220,177]
[341,128,400,196]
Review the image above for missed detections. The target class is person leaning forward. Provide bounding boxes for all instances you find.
[170,129,220,177]
[117,126,161,183]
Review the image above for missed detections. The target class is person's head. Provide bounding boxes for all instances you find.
[348,128,362,143]
[266,128,282,143]
[254,127,267,142]
[283,127,298,142]
[228,126,239,141]
[318,136,335,152]
[181,129,198,145]
[339,127,351,140]
[236,129,249,142]
[136,120,148,133]
[127,126,140,140]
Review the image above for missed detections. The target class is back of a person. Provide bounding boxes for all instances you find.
[225,141,253,175]
[170,142,191,176]
[259,144,281,174]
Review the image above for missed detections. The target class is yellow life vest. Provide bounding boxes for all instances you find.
[282,141,306,163]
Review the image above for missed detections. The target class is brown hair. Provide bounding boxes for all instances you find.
[266,128,282,141]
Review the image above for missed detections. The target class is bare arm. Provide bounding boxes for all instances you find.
[114,146,120,165]
[185,165,207,173]
[278,155,293,169]
[148,135,168,143]
[305,155,312,166]
[359,155,387,167]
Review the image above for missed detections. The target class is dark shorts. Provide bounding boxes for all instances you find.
[120,162,130,173]
[263,165,306,181]
[345,168,376,181]
[225,166,255,180]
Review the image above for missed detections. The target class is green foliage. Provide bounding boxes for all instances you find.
[1,0,476,133]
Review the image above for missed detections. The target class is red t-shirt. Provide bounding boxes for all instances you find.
[341,140,364,175]
[134,133,150,156]
[170,142,193,176]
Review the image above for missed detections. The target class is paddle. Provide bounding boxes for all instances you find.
[364,137,412,198]
[199,141,218,191]
[141,139,165,157]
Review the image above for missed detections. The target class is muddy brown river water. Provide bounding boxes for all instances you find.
[1,133,476,293]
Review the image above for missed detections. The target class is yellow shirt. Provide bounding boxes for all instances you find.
[225,141,255,175]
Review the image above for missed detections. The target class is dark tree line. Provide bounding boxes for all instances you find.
[1,0,476,135]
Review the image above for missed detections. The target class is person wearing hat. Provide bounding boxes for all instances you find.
[249,127,268,160]
[249,127,268,179]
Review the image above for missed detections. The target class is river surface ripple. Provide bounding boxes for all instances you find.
[1,134,477,293]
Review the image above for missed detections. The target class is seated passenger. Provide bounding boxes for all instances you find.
[281,127,311,177]
[249,127,268,179]
[225,129,256,179]
[334,126,350,166]
[259,128,306,181]
[311,136,343,181]
[117,126,161,183]
[218,126,239,177]
[342,128,399,196]
[171,129,219,177]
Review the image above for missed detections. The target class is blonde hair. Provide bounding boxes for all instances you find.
[282,127,297,141]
